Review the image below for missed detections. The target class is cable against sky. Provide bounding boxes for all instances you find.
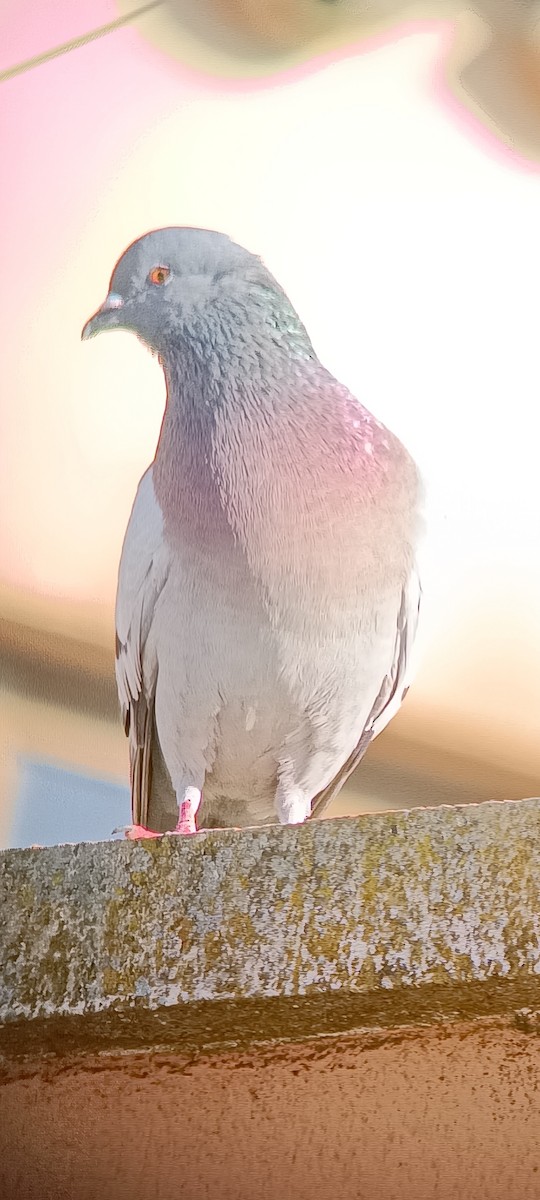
[0,0,165,83]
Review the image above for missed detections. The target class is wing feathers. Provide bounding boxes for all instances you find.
[114,465,172,825]
[310,568,421,819]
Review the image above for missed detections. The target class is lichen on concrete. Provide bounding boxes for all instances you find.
[1,799,540,1057]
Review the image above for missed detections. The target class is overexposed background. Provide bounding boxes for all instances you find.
[1,0,539,847]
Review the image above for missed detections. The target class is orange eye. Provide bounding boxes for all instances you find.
[149,265,170,286]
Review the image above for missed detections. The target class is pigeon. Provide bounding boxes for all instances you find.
[82,227,422,838]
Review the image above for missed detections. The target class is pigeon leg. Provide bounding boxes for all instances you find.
[168,786,202,835]
[121,787,202,840]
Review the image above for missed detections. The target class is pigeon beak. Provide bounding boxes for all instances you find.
[81,292,125,341]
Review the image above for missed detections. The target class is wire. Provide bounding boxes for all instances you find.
[0,0,166,83]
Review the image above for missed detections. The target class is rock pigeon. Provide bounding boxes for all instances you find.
[82,227,422,837]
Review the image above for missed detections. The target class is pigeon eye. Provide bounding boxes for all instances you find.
[149,265,170,286]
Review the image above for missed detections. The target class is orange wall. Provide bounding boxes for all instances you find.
[2,1020,540,1200]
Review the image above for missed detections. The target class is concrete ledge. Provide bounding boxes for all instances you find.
[2,799,540,1064]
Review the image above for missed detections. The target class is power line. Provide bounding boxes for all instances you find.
[0,0,166,83]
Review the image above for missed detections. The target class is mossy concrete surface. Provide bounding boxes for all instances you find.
[1,799,540,1061]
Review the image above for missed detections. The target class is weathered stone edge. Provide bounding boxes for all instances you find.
[2,799,540,1060]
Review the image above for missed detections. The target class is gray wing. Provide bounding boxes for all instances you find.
[115,466,177,829]
[310,567,422,819]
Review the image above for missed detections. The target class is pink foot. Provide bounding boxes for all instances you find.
[123,824,162,840]
[120,799,198,840]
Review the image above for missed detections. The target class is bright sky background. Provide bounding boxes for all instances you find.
[1,0,540,777]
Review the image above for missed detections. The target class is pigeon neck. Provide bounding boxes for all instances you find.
[163,296,315,410]
[153,300,317,548]
[153,368,227,551]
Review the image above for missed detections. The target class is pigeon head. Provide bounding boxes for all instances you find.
[81,226,288,357]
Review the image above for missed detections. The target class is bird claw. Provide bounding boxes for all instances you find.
[113,800,198,840]
[117,824,163,840]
